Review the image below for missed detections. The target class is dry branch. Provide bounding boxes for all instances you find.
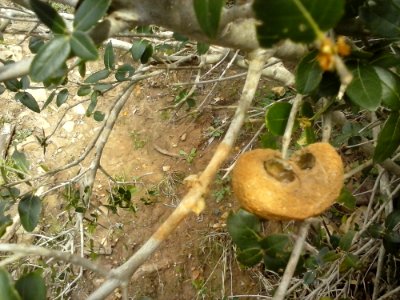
[87,48,272,300]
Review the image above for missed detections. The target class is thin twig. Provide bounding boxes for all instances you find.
[281,94,302,159]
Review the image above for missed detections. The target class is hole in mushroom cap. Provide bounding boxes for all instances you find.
[263,158,295,183]
[296,152,316,170]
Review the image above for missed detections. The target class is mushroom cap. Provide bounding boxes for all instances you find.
[232,143,344,220]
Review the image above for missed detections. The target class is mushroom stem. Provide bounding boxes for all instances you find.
[282,94,303,159]
[273,220,312,300]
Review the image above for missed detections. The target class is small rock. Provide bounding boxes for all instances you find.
[72,104,86,115]
[180,133,187,141]
[62,121,75,133]
[162,165,171,172]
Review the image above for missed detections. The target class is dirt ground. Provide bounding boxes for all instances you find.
[1,23,280,298]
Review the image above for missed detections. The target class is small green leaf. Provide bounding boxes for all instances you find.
[15,92,40,113]
[74,0,111,32]
[140,44,153,64]
[30,0,66,34]
[295,50,323,94]
[367,223,385,238]
[0,84,5,95]
[263,252,291,274]
[193,0,224,38]
[346,64,382,111]
[385,210,400,231]
[339,253,361,272]
[42,90,56,110]
[197,42,209,55]
[56,88,69,107]
[77,86,92,96]
[84,69,110,84]
[265,102,292,136]
[30,35,71,82]
[304,270,317,285]
[0,268,21,300]
[28,36,45,54]
[78,61,86,77]
[339,230,355,252]
[86,91,99,116]
[70,31,98,61]
[337,187,356,210]
[383,231,400,255]
[237,247,263,267]
[130,40,153,63]
[0,201,13,238]
[374,67,400,110]
[115,64,135,82]
[4,79,21,92]
[104,41,115,69]
[15,271,46,300]
[21,76,30,90]
[93,83,112,92]
[12,150,30,175]
[374,111,400,163]
[227,209,261,249]
[18,194,42,232]
[253,0,345,47]
[259,234,291,256]
[259,132,278,149]
[93,111,105,122]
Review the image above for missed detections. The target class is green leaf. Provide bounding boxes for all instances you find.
[0,84,5,95]
[15,272,46,300]
[227,209,261,249]
[12,150,30,175]
[30,35,71,82]
[337,187,356,210]
[303,270,317,285]
[18,194,42,232]
[28,36,45,54]
[131,40,153,63]
[93,83,112,92]
[339,253,360,272]
[74,0,111,32]
[93,111,105,122]
[78,61,86,77]
[15,92,40,113]
[197,42,209,55]
[259,234,291,256]
[77,86,92,96]
[56,88,69,107]
[193,0,224,38]
[370,52,400,68]
[30,0,66,34]
[374,67,400,110]
[383,231,400,255]
[4,79,21,92]
[339,230,355,251]
[21,76,30,90]
[263,252,291,274]
[360,0,400,38]
[265,102,292,136]
[253,0,345,47]
[140,44,153,64]
[70,31,98,61]
[346,64,382,111]
[104,41,115,69]
[237,247,263,267]
[0,268,21,300]
[115,64,135,82]
[374,111,400,163]
[84,69,110,84]
[86,91,99,116]
[295,50,323,94]
[259,132,278,149]
[42,90,56,110]
[367,223,385,238]
[385,210,400,231]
